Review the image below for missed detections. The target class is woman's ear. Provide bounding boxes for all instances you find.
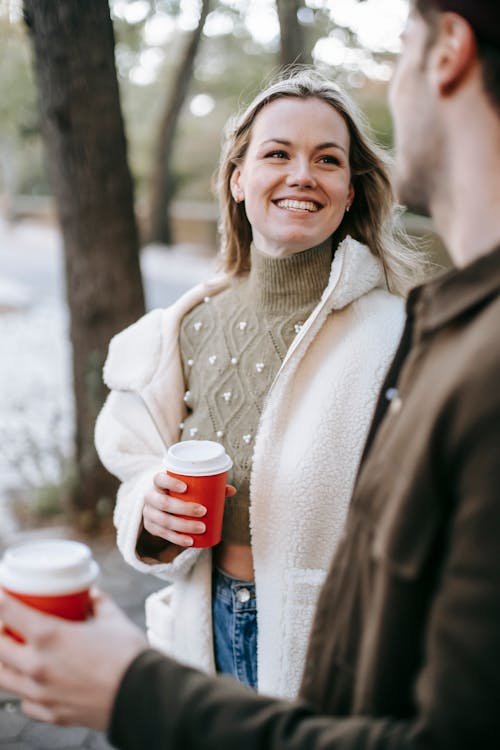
[346,183,355,212]
[230,168,244,203]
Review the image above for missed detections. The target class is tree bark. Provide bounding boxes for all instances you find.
[276,0,309,67]
[24,0,145,529]
[147,0,210,245]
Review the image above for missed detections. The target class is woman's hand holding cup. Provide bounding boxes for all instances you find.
[143,442,236,549]
[143,471,210,547]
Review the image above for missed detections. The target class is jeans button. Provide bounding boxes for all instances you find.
[236,588,251,603]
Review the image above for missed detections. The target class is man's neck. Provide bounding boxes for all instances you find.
[433,192,500,268]
[432,103,500,267]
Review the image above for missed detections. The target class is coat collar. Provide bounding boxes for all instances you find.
[323,235,386,311]
[103,274,230,391]
[409,244,500,336]
[103,238,385,392]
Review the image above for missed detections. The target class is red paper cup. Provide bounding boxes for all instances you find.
[0,539,99,641]
[165,440,233,548]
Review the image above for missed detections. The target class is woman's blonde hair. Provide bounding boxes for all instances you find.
[216,68,426,296]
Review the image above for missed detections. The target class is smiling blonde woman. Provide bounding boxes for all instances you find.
[95,69,426,699]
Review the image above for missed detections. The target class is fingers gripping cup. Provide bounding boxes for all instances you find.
[165,440,233,548]
[0,539,99,640]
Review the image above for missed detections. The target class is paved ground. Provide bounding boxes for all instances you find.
[0,527,160,749]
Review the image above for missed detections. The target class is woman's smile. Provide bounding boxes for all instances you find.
[273,198,321,213]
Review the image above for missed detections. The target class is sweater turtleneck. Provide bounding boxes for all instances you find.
[179,240,333,546]
[248,241,333,315]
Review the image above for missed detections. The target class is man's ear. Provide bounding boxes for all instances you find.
[431,12,477,96]
[230,168,244,203]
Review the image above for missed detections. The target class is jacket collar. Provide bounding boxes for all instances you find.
[103,238,385,392]
[409,243,500,336]
[323,235,386,311]
[103,274,230,391]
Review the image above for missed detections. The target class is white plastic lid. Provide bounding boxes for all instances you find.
[0,539,99,595]
[164,440,233,477]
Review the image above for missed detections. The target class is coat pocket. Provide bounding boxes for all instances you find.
[279,568,327,697]
[144,553,215,674]
[145,584,175,655]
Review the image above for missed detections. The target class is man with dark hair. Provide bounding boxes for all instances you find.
[1,1,500,747]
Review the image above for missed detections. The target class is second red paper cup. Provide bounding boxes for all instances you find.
[165,440,233,548]
[0,539,99,641]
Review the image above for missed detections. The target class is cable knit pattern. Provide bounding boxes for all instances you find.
[94,235,405,696]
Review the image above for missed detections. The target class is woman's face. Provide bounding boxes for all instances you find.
[231,96,354,258]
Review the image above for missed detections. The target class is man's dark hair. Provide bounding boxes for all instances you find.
[415,0,500,110]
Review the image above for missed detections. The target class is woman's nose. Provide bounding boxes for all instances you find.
[285,158,316,188]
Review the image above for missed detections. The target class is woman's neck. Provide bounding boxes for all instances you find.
[248,240,333,315]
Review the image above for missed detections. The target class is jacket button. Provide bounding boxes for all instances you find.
[236,588,251,603]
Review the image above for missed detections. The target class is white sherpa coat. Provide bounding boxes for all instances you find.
[94,236,405,699]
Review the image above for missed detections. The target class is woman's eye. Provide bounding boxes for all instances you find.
[265,150,288,159]
[319,155,341,165]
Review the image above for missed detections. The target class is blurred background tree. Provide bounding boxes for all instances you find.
[147,0,210,244]
[277,0,310,66]
[1,0,411,529]
[22,0,145,530]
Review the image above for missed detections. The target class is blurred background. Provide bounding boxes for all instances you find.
[0,0,447,539]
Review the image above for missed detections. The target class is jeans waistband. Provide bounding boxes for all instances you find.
[213,567,256,611]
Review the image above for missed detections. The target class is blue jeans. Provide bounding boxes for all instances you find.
[212,567,258,689]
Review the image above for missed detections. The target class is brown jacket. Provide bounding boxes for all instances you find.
[109,245,500,750]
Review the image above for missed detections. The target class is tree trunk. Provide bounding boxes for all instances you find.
[24,0,145,529]
[147,0,210,245]
[276,0,310,67]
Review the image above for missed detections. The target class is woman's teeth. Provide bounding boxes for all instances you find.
[276,199,319,212]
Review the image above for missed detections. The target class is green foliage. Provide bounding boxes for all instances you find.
[0,20,36,138]
[0,17,50,194]
[356,84,395,149]
[1,1,397,204]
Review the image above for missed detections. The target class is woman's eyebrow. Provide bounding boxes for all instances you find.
[259,138,347,155]
[315,141,348,154]
[259,138,291,147]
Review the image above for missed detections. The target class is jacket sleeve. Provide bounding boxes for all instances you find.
[94,283,231,582]
[108,650,411,750]
[95,391,202,583]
